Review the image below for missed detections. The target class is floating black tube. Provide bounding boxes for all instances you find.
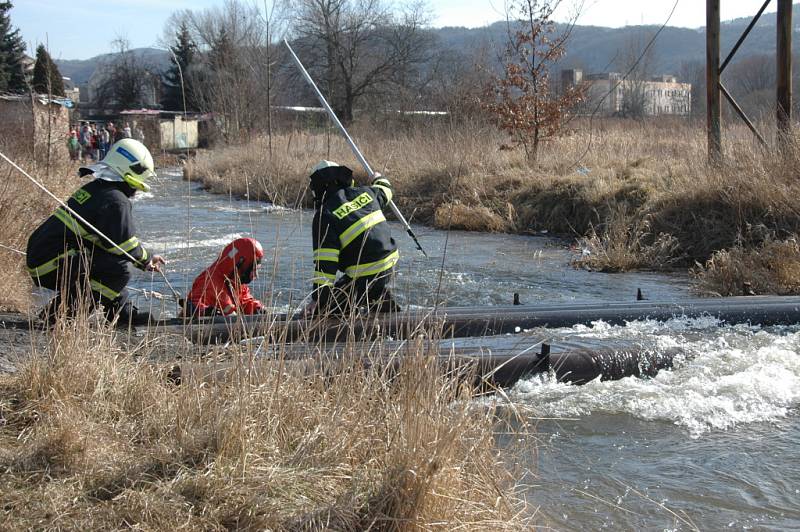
[272,342,680,388]
[547,347,680,384]
[4,295,800,344]
[165,296,800,344]
[0,310,682,387]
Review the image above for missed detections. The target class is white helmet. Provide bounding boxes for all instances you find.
[312,160,340,174]
[82,139,156,192]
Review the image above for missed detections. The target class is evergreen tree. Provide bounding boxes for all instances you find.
[161,22,198,111]
[32,44,65,96]
[0,1,26,93]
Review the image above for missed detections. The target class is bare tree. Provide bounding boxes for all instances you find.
[94,37,155,111]
[794,52,799,118]
[482,0,584,164]
[616,31,656,119]
[726,53,776,120]
[423,45,491,118]
[167,0,286,141]
[289,0,432,124]
[678,59,704,121]
[263,0,276,153]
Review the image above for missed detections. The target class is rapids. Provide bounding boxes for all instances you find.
[130,168,799,529]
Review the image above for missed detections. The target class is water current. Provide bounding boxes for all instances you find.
[131,168,800,530]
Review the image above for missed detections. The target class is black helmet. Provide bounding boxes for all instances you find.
[309,160,353,202]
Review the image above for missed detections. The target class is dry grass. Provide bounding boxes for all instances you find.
[0,147,79,312]
[0,142,531,530]
[572,206,681,272]
[0,311,531,530]
[435,202,510,232]
[187,118,800,292]
[692,237,800,296]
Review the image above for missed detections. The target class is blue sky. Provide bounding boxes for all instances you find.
[12,0,783,60]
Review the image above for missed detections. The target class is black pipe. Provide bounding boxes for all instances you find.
[7,296,800,344]
[548,347,679,384]
[311,345,681,389]
[173,296,800,344]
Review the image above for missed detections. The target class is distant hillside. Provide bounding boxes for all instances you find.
[57,48,171,85]
[433,4,799,76]
[56,6,799,85]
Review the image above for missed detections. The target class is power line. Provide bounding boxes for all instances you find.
[569,0,682,170]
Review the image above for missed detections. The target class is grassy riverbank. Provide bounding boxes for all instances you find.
[0,153,530,529]
[185,119,800,295]
[0,315,529,530]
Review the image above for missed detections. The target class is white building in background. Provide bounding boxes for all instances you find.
[62,77,79,103]
[562,69,692,117]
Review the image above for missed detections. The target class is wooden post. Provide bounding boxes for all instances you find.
[707,0,722,165]
[777,0,793,143]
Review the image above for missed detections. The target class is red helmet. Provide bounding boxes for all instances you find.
[218,237,264,284]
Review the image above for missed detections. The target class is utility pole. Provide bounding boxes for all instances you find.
[706,0,722,165]
[777,0,793,146]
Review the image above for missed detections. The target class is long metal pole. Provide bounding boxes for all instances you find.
[283,38,427,257]
[777,0,793,142]
[707,0,722,165]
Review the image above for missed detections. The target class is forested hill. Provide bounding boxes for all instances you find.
[436,4,799,75]
[56,5,799,84]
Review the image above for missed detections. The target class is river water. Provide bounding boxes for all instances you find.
[132,169,800,530]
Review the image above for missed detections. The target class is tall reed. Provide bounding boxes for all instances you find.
[0,306,531,529]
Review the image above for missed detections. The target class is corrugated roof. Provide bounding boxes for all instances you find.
[0,93,75,108]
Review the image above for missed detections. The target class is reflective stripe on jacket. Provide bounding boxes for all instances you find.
[311,181,398,306]
[26,178,150,277]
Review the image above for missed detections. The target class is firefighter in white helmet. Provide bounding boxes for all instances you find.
[26,138,165,325]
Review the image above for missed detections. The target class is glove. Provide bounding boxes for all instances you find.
[371,172,391,188]
[145,255,166,272]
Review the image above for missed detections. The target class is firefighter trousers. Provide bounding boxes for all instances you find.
[322,269,401,316]
[30,252,133,324]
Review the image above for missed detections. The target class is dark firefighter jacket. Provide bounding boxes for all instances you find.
[26,178,150,293]
[312,178,399,306]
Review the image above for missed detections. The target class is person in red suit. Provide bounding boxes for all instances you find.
[186,237,265,317]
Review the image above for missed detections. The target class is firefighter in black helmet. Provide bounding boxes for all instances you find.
[303,160,401,317]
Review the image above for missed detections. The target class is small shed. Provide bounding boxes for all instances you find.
[0,94,72,162]
[120,109,199,152]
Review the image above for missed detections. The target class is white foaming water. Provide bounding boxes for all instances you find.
[158,168,184,178]
[145,232,245,252]
[131,191,154,202]
[212,205,265,214]
[212,204,295,215]
[262,204,294,214]
[510,318,800,437]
